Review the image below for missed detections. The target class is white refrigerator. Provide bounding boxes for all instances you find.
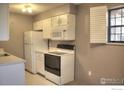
[24,31,48,74]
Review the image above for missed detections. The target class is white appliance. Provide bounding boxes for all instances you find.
[24,31,48,74]
[44,44,75,85]
[51,30,64,40]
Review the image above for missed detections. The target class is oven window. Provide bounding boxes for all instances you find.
[45,54,61,76]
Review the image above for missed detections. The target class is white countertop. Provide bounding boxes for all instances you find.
[35,47,74,55]
[0,54,26,66]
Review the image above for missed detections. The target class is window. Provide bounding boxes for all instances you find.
[108,7,124,43]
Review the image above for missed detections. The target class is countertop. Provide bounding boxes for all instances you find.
[35,48,74,55]
[0,54,26,66]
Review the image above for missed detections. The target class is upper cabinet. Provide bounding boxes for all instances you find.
[42,18,52,39]
[58,14,68,26]
[33,14,75,40]
[0,4,9,41]
[33,20,43,31]
[90,6,107,43]
[51,14,75,40]
[52,16,59,27]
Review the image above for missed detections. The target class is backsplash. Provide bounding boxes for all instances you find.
[49,40,75,48]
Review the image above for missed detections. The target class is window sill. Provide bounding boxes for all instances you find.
[106,42,124,46]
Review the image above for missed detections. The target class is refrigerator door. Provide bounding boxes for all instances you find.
[24,31,32,44]
[31,31,48,50]
[24,31,48,74]
[24,44,36,73]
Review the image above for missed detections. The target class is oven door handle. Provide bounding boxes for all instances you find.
[46,66,59,71]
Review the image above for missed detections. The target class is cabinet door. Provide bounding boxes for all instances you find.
[59,26,67,40]
[0,4,9,41]
[58,25,75,40]
[37,20,43,30]
[51,16,59,27]
[33,21,43,30]
[36,52,45,75]
[33,22,37,30]
[59,14,68,26]
[43,18,52,39]
[33,22,39,30]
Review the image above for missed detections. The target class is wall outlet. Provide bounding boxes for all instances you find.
[88,71,92,76]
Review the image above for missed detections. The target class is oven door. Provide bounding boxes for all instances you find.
[45,54,61,76]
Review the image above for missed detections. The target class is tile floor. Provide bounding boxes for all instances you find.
[25,71,55,85]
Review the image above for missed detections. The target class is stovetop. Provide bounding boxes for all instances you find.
[48,51,67,55]
[47,44,75,55]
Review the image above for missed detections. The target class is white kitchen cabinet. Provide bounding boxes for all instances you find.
[51,14,75,40]
[51,16,59,27]
[33,20,43,31]
[60,25,75,40]
[0,4,9,41]
[59,14,68,26]
[42,18,52,39]
[51,15,68,27]
[35,52,45,75]
[52,14,68,27]
[0,63,25,85]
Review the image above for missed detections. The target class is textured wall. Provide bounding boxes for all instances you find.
[0,13,33,58]
[75,3,124,84]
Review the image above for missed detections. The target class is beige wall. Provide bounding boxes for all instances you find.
[75,3,124,84]
[0,13,33,58]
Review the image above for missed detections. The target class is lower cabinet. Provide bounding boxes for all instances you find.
[35,51,45,75]
[0,63,25,85]
[42,18,52,39]
[0,4,9,41]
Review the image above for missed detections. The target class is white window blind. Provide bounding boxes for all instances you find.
[90,6,107,43]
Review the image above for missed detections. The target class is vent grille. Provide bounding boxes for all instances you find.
[52,31,63,38]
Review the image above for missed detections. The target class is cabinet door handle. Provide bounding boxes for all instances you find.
[63,30,66,32]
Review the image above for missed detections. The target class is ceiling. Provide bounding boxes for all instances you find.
[9,3,65,16]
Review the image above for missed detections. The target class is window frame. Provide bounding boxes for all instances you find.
[108,7,124,43]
